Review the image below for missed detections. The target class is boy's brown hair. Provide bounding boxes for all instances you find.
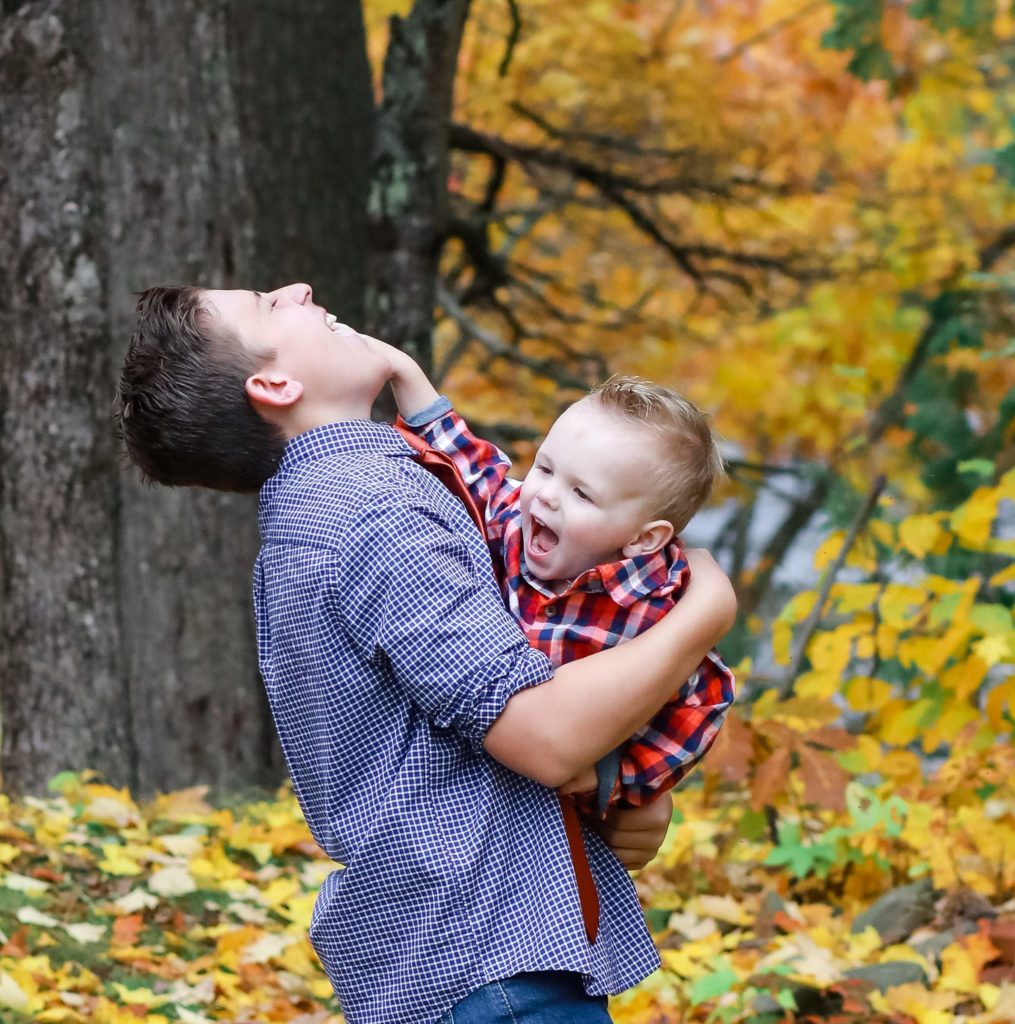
[114,286,286,492]
[587,375,724,534]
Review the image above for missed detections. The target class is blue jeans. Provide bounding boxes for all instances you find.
[439,971,612,1023]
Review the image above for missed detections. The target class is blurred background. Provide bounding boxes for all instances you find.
[2,0,1010,797]
[1,2,1014,1021]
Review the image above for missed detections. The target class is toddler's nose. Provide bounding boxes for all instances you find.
[537,485,559,511]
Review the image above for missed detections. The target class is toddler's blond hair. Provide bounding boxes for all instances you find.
[585,375,724,534]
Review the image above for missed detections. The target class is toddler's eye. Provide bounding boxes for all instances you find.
[536,464,551,475]
[574,487,591,502]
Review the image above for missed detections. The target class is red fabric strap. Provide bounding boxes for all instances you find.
[394,420,600,944]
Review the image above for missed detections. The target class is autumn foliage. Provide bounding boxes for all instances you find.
[2,0,1013,1021]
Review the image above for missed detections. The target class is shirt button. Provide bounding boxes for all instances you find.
[545,604,557,616]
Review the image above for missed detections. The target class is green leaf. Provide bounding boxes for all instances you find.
[48,771,80,793]
[929,592,962,627]
[775,987,798,1010]
[689,957,739,1005]
[833,363,867,378]
[957,458,994,478]
[969,604,1012,635]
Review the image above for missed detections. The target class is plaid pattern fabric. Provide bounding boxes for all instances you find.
[408,404,735,808]
[254,420,661,1024]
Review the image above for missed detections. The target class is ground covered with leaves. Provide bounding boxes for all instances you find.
[0,757,1012,1024]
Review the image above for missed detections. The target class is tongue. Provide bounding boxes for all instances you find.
[532,521,559,554]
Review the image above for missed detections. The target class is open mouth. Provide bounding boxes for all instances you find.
[528,516,559,556]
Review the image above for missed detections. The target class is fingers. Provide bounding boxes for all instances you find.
[611,850,652,871]
[557,766,598,797]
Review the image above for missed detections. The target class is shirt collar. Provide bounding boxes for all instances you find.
[520,544,686,607]
[259,420,414,527]
[275,419,412,474]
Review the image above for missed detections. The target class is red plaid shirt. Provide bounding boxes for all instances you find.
[410,406,735,808]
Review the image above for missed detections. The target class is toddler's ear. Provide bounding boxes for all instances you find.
[245,373,303,408]
[622,520,674,558]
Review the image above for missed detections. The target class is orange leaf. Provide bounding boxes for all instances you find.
[805,725,856,751]
[112,914,144,947]
[750,746,792,811]
[798,743,849,811]
[700,710,753,783]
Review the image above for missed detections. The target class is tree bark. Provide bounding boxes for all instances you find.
[365,0,472,382]
[0,0,374,795]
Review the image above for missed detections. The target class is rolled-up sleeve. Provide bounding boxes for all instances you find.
[332,501,553,751]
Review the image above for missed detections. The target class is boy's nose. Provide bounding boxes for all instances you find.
[272,282,313,305]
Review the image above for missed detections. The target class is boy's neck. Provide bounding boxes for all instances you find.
[279,399,381,440]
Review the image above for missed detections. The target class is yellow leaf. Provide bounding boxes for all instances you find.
[921,701,978,753]
[832,582,880,613]
[807,628,852,674]
[97,847,143,877]
[82,787,141,829]
[899,514,945,558]
[879,698,932,747]
[846,676,894,712]
[145,786,213,824]
[940,932,1001,995]
[877,623,899,659]
[772,620,792,666]
[814,531,844,571]
[986,678,1015,731]
[880,585,927,628]
[940,656,989,700]
[973,634,1012,666]
[951,486,1000,549]
[108,984,165,1008]
[795,671,840,699]
[845,533,878,572]
[868,519,895,548]
[989,562,1015,587]
[779,591,817,623]
[0,843,20,865]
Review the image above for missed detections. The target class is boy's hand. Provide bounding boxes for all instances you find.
[684,548,737,636]
[590,793,673,871]
[557,765,598,798]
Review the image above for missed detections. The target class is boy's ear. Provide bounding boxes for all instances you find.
[621,519,674,559]
[245,372,304,409]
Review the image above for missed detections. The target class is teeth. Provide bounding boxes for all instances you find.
[324,312,337,326]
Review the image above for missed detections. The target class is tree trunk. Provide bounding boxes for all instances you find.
[0,0,374,795]
[365,0,471,381]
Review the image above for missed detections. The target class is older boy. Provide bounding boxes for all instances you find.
[379,345,734,813]
[115,282,736,1024]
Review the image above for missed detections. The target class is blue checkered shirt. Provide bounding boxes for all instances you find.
[253,420,661,1024]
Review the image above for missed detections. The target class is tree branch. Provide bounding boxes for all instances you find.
[499,0,522,77]
[778,475,887,701]
[436,283,592,391]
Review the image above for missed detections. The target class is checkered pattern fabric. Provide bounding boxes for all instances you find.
[404,402,735,809]
[254,420,661,1024]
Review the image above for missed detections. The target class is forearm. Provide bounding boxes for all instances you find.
[386,347,440,420]
[485,579,735,786]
